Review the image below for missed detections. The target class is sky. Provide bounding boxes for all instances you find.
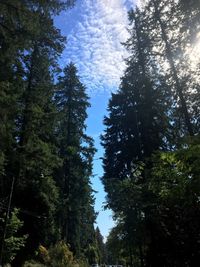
[54,0,137,240]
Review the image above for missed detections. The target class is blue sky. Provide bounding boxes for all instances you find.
[54,0,137,240]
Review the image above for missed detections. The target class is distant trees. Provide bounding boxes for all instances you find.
[95,227,106,264]
[103,1,200,266]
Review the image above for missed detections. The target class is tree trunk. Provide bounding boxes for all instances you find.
[152,0,194,136]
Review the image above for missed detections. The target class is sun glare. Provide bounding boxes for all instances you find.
[185,33,200,70]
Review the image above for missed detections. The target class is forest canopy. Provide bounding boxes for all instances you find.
[0,0,200,267]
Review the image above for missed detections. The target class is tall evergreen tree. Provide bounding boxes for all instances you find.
[13,44,61,263]
[55,63,96,256]
[101,7,170,211]
[0,0,74,186]
[0,0,75,264]
[101,8,172,265]
[102,1,200,266]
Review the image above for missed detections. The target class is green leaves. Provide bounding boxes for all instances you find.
[102,1,200,265]
[0,208,28,264]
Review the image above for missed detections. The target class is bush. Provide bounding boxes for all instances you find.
[23,260,46,267]
[75,258,89,267]
[24,241,89,267]
[33,241,74,267]
[48,241,74,267]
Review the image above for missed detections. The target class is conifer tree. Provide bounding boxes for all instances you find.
[14,44,60,258]
[0,0,75,264]
[102,7,170,211]
[55,63,96,256]
[102,2,200,266]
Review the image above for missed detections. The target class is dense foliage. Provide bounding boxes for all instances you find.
[102,1,200,266]
[1,0,200,266]
[0,0,100,266]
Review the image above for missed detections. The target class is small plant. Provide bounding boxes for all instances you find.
[0,208,28,265]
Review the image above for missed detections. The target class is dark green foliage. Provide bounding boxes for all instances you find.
[105,137,200,266]
[101,7,171,212]
[2,0,200,265]
[0,0,96,265]
[106,224,128,266]
[102,1,200,266]
[55,63,96,256]
[95,227,106,264]
[0,1,65,262]
[0,208,28,265]
[145,137,200,266]
[11,43,62,263]
[84,244,99,265]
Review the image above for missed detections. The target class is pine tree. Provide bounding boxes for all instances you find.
[12,45,61,265]
[101,8,172,266]
[102,2,200,266]
[55,63,96,256]
[0,0,75,263]
[101,7,170,210]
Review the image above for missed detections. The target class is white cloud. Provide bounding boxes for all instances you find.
[63,0,132,93]
[125,0,146,8]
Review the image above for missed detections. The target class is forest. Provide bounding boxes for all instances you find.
[0,0,200,267]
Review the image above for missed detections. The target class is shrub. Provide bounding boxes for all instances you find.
[23,260,46,267]
[0,208,28,265]
[48,241,74,267]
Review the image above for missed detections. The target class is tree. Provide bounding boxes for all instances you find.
[12,45,61,265]
[101,8,172,266]
[0,0,74,263]
[55,63,96,256]
[145,136,200,266]
[95,227,106,264]
[0,0,98,264]
[102,2,200,266]
[0,0,70,183]
[101,6,171,214]
[179,0,200,44]
[145,0,200,136]
[106,224,127,266]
